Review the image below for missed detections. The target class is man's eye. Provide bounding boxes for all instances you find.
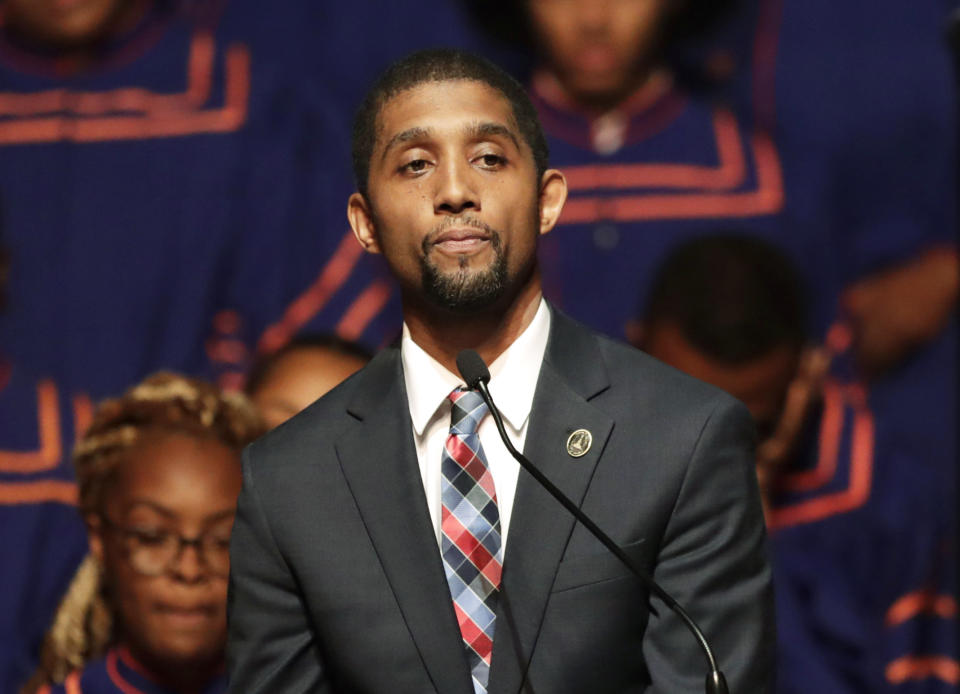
[476,154,505,169]
[402,159,429,173]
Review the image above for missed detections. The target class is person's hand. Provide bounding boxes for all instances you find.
[841,247,959,379]
[756,347,830,509]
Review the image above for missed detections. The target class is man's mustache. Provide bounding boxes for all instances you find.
[422,216,501,255]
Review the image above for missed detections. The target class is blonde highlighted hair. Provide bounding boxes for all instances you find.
[21,372,265,694]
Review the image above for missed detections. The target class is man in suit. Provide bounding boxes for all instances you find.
[227,48,774,693]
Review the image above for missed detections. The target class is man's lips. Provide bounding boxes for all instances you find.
[431,227,492,255]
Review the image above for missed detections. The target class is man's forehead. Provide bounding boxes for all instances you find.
[374,79,519,143]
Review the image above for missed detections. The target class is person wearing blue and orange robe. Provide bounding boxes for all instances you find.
[638,234,957,693]
[0,0,401,402]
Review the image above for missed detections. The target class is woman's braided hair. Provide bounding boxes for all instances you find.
[21,372,265,694]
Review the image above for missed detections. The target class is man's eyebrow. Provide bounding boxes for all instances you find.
[380,126,431,163]
[467,121,521,150]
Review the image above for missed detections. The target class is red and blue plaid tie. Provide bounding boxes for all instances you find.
[441,387,503,694]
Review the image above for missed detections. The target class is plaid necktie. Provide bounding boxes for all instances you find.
[441,387,503,694]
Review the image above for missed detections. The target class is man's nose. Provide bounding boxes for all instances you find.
[434,159,479,215]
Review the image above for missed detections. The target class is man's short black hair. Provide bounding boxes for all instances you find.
[351,48,549,199]
[644,234,808,364]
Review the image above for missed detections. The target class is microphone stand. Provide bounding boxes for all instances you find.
[460,353,729,694]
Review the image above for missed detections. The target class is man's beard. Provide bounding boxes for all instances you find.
[420,225,507,313]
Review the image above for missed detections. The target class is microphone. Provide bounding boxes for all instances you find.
[456,349,729,694]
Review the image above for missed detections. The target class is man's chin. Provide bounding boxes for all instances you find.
[423,279,505,314]
[426,287,506,314]
[421,256,508,313]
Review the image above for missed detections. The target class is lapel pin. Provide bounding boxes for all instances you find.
[566,429,592,458]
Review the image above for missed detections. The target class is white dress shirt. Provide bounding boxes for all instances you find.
[400,298,551,550]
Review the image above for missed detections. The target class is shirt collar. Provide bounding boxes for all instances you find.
[401,297,551,436]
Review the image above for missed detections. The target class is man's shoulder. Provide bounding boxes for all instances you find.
[550,308,743,418]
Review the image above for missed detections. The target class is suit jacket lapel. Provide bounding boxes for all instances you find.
[335,349,474,694]
[488,309,614,694]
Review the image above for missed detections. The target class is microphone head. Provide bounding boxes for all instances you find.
[456,349,490,389]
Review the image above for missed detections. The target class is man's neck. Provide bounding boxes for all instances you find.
[402,276,543,376]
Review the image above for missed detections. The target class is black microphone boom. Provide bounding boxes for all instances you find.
[456,349,729,694]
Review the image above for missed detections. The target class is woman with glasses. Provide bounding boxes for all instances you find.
[22,372,265,694]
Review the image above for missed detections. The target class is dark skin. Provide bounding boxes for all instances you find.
[87,431,241,694]
[841,246,959,379]
[3,0,150,70]
[526,0,674,112]
[348,80,568,373]
[250,346,368,429]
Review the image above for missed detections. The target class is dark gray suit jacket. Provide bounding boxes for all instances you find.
[227,308,775,693]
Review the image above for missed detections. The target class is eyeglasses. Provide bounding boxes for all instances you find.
[101,517,232,578]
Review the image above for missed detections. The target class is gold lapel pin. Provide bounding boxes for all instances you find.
[566,429,592,458]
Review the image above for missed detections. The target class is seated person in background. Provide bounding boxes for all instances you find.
[21,373,265,694]
[630,233,816,499]
[1,201,89,694]
[0,0,395,400]
[245,334,371,429]
[633,234,957,693]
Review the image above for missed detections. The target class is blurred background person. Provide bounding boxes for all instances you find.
[0,0,399,400]
[0,1,407,686]
[245,334,371,429]
[1,198,89,694]
[463,0,957,375]
[21,372,264,694]
[634,234,957,693]
[631,233,811,497]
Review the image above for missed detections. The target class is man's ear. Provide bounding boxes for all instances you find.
[86,514,105,563]
[538,169,568,236]
[348,193,381,254]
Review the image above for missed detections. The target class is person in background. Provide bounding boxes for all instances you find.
[2,0,149,65]
[529,0,960,561]
[630,233,814,499]
[245,334,371,429]
[21,372,265,694]
[0,0,398,400]
[635,234,957,693]
[467,0,958,395]
[0,197,89,694]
